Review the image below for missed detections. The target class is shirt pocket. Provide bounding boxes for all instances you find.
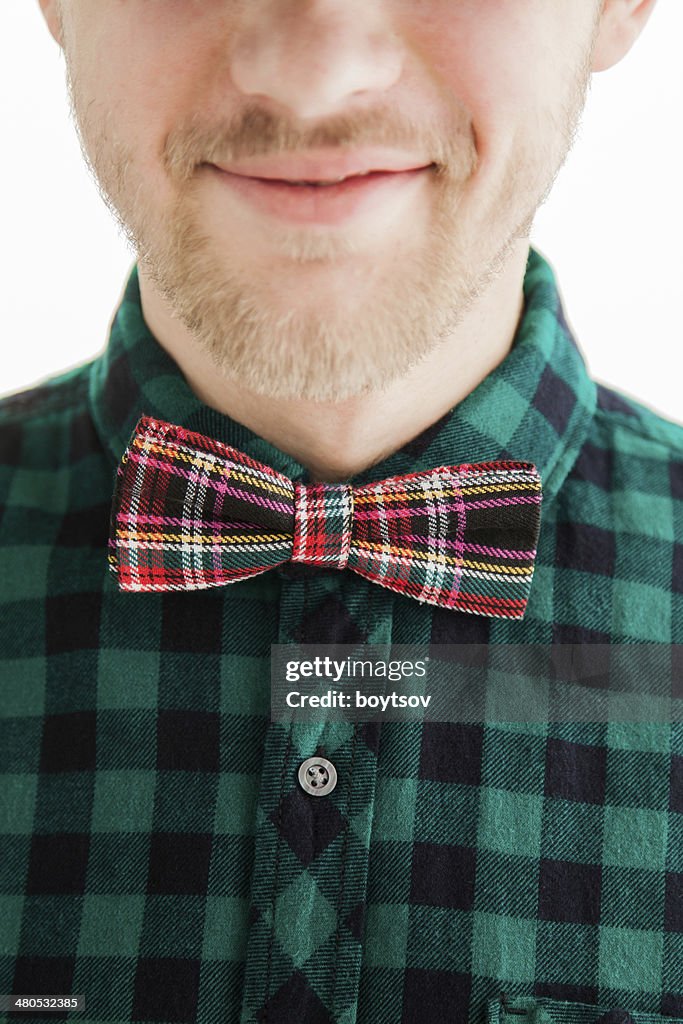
[487,996,683,1024]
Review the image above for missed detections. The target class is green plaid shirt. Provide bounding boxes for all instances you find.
[2,247,683,1024]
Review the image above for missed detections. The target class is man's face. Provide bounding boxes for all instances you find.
[55,0,600,400]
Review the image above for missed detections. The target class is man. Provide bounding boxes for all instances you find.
[1,1,682,1023]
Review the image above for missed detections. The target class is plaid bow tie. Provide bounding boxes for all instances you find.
[108,415,542,618]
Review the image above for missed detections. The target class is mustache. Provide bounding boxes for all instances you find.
[163,102,478,184]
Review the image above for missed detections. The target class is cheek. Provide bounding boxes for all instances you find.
[405,3,574,167]
[69,5,229,170]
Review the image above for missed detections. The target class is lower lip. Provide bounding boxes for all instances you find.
[207,164,432,226]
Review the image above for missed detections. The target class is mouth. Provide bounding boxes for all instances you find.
[258,170,394,187]
[204,161,436,227]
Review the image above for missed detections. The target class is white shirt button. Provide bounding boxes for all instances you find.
[297,756,337,796]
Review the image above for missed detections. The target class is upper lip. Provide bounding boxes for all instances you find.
[208,148,433,182]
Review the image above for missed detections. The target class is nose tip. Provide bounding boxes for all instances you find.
[230,15,404,120]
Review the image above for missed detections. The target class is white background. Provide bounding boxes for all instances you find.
[1,1,682,425]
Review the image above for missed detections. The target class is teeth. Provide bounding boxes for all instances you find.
[287,173,374,187]
[290,177,347,186]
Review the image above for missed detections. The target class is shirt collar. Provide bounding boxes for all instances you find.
[89,245,596,505]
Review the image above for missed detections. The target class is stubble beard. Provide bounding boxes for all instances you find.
[65,59,593,402]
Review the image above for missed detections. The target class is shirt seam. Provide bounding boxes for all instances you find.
[0,375,91,426]
[593,406,683,456]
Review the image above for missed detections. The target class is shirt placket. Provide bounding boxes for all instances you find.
[239,567,394,1024]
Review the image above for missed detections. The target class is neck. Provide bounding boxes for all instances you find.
[138,240,529,482]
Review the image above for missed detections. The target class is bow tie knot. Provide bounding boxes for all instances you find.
[291,483,354,570]
[108,415,543,618]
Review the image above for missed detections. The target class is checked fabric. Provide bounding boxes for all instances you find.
[2,247,683,1024]
[108,414,542,617]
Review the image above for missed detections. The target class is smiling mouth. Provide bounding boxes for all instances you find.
[243,169,421,186]
[205,163,436,227]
